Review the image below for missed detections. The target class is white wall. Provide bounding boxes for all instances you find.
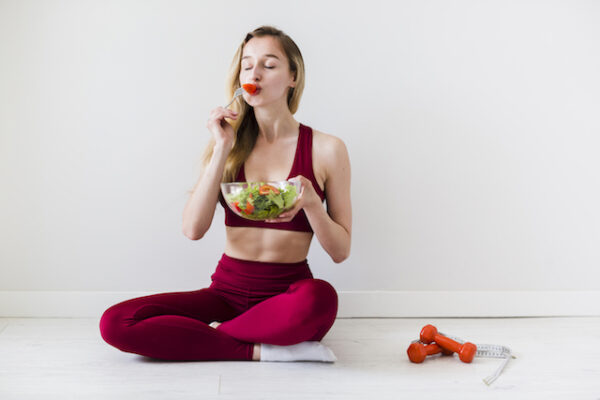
[1,0,599,316]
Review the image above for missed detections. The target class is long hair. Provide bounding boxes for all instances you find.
[199,25,305,185]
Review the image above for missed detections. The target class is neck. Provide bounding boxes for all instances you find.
[253,102,298,143]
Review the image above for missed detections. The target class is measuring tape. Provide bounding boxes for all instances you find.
[437,331,516,385]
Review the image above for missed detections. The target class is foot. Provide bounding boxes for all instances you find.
[260,341,337,362]
[252,343,261,361]
[209,321,222,329]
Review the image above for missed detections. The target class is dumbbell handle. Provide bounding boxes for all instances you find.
[420,324,477,363]
[434,335,463,353]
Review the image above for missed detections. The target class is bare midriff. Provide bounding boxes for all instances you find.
[224,227,313,263]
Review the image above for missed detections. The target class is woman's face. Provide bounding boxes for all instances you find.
[239,36,295,108]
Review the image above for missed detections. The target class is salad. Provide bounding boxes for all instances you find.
[224,182,298,220]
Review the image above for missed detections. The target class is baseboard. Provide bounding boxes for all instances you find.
[0,290,598,318]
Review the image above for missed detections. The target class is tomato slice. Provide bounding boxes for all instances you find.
[242,83,257,94]
[232,201,242,213]
[259,184,280,195]
[244,201,254,214]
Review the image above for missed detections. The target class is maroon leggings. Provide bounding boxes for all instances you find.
[99,253,338,361]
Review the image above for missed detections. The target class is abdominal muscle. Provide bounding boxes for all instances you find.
[224,226,313,263]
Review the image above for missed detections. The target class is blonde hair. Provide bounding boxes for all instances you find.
[197,25,305,187]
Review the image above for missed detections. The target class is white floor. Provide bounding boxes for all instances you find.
[0,317,598,399]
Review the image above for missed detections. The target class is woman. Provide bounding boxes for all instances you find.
[100,26,352,362]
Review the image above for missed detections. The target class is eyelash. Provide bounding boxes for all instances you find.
[244,66,275,70]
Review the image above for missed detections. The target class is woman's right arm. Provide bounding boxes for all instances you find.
[182,107,238,240]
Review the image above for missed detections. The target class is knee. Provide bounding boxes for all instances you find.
[312,279,338,308]
[293,279,338,320]
[99,304,130,348]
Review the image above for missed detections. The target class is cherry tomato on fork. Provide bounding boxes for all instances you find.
[242,83,257,94]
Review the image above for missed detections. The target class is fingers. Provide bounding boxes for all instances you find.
[268,180,305,222]
[213,106,238,118]
[265,210,292,223]
[206,107,238,129]
[268,203,301,222]
[266,215,293,223]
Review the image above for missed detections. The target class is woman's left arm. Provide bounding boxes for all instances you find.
[269,136,352,263]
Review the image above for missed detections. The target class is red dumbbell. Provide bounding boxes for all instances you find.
[406,341,453,363]
[419,324,477,363]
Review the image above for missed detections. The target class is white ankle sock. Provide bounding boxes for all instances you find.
[260,341,337,362]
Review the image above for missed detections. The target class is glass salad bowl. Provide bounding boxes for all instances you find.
[221,180,301,221]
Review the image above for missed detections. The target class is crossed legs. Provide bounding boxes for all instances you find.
[99,278,338,361]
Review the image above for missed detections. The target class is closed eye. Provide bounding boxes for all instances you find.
[243,66,275,70]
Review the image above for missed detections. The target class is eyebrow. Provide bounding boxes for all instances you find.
[241,54,280,60]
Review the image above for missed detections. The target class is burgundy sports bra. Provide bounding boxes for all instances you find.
[218,123,326,233]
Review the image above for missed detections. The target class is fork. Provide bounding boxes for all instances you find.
[224,87,246,108]
[224,84,257,108]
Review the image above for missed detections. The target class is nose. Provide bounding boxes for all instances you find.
[248,66,261,82]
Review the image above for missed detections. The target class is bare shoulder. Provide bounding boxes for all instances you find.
[313,129,349,163]
[312,129,350,187]
[313,128,345,149]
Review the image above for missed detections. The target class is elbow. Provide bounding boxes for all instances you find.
[332,250,350,264]
[183,230,203,241]
[182,225,205,241]
[331,233,352,263]
[184,232,203,241]
[182,216,212,240]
